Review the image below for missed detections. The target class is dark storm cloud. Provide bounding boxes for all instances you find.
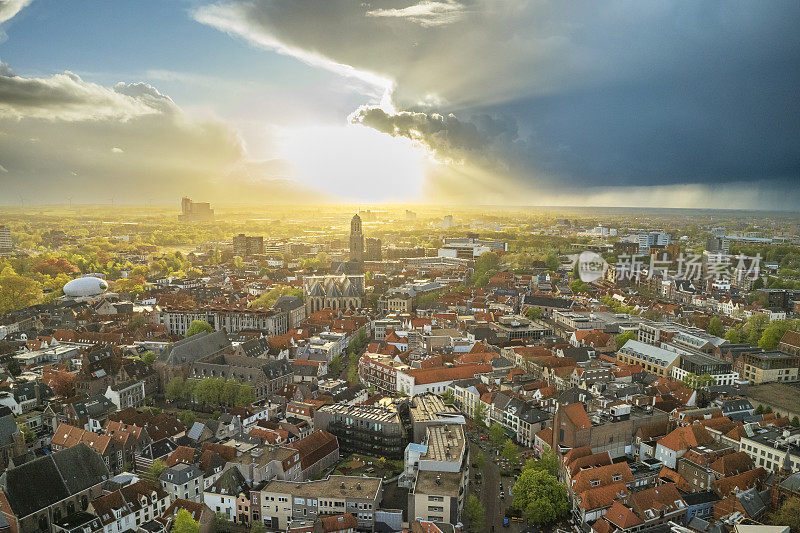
[200,0,800,203]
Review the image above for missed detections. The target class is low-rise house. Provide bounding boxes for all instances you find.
[290,430,339,480]
[258,476,382,532]
[160,463,204,503]
[91,480,171,533]
[0,444,110,533]
[203,467,251,525]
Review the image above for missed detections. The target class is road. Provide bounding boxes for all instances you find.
[468,434,525,533]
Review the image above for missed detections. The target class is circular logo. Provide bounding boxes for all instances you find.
[577,251,607,283]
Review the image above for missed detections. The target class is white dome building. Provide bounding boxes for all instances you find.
[63,276,109,298]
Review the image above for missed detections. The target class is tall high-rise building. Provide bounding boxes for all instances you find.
[178,197,214,222]
[0,226,12,253]
[350,213,364,263]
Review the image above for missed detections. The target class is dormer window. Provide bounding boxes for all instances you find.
[590,479,600,487]
[612,474,622,482]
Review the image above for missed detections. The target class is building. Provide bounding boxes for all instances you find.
[0,444,110,533]
[490,315,552,341]
[364,238,382,262]
[189,357,293,403]
[289,430,340,480]
[0,226,12,253]
[160,463,204,502]
[258,475,382,532]
[179,197,214,222]
[159,306,288,336]
[617,340,680,377]
[408,470,463,525]
[350,214,364,264]
[736,350,800,384]
[739,427,800,473]
[91,480,170,533]
[314,403,407,459]
[203,467,251,524]
[395,363,492,396]
[552,402,669,459]
[636,231,670,252]
[671,353,739,387]
[233,234,265,257]
[303,275,365,314]
[104,380,146,410]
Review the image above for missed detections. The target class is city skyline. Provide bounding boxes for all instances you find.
[0,0,798,209]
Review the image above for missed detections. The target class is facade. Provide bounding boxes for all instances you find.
[736,350,800,384]
[91,481,170,533]
[395,363,492,396]
[0,444,110,533]
[671,353,739,387]
[160,463,204,502]
[314,404,407,459]
[358,353,410,396]
[159,307,288,336]
[258,476,382,532]
[364,238,381,261]
[104,380,146,411]
[617,340,680,377]
[179,197,214,222]
[303,275,364,314]
[233,234,264,257]
[0,226,12,253]
[349,214,364,264]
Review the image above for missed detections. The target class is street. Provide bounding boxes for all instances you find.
[468,435,525,533]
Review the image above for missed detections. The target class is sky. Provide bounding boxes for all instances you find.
[0,0,798,208]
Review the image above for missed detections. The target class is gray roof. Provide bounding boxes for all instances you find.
[0,414,20,447]
[160,330,231,366]
[0,443,109,518]
[208,466,249,497]
[161,462,202,484]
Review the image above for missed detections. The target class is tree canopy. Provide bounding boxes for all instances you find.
[185,320,213,337]
[171,509,200,533]
[512,465,569,526]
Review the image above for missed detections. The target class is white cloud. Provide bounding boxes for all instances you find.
[111,147,123,153]
[0,0,32,24]
[366,1,465,27]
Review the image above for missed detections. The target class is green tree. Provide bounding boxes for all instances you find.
[146,459,167,482]
[525,307,543,320]
[759,320,800,351]
[791,416,800,428]
[464,494,485,531]
[745,314,769,345]
[236,384,256,407]
[707,317,724,337]
[171,508,200,533]
[178,410,196,428]
[528,447,559,477]
[512,468,569,526]
[0,267,43,314]
[475,451,486,470]
[767,497,800,533]
[489,422,506,447]
[502,439,518,465]
[165,377,186,401]
[141,350,156,365]
[213,512,232,533]
[16,421,35,444]
[545,253,560,270]
[615,331,636,350]
[755,404,764,415]
[185,320,213,338]
[725,326,744,343]
[250,521,266,533]
[440,389,455,403]
[329,354,343,376]
[223,379,240,407]
[474,402,487,429]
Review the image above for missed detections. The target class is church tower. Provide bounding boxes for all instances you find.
[350,213,364,263]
